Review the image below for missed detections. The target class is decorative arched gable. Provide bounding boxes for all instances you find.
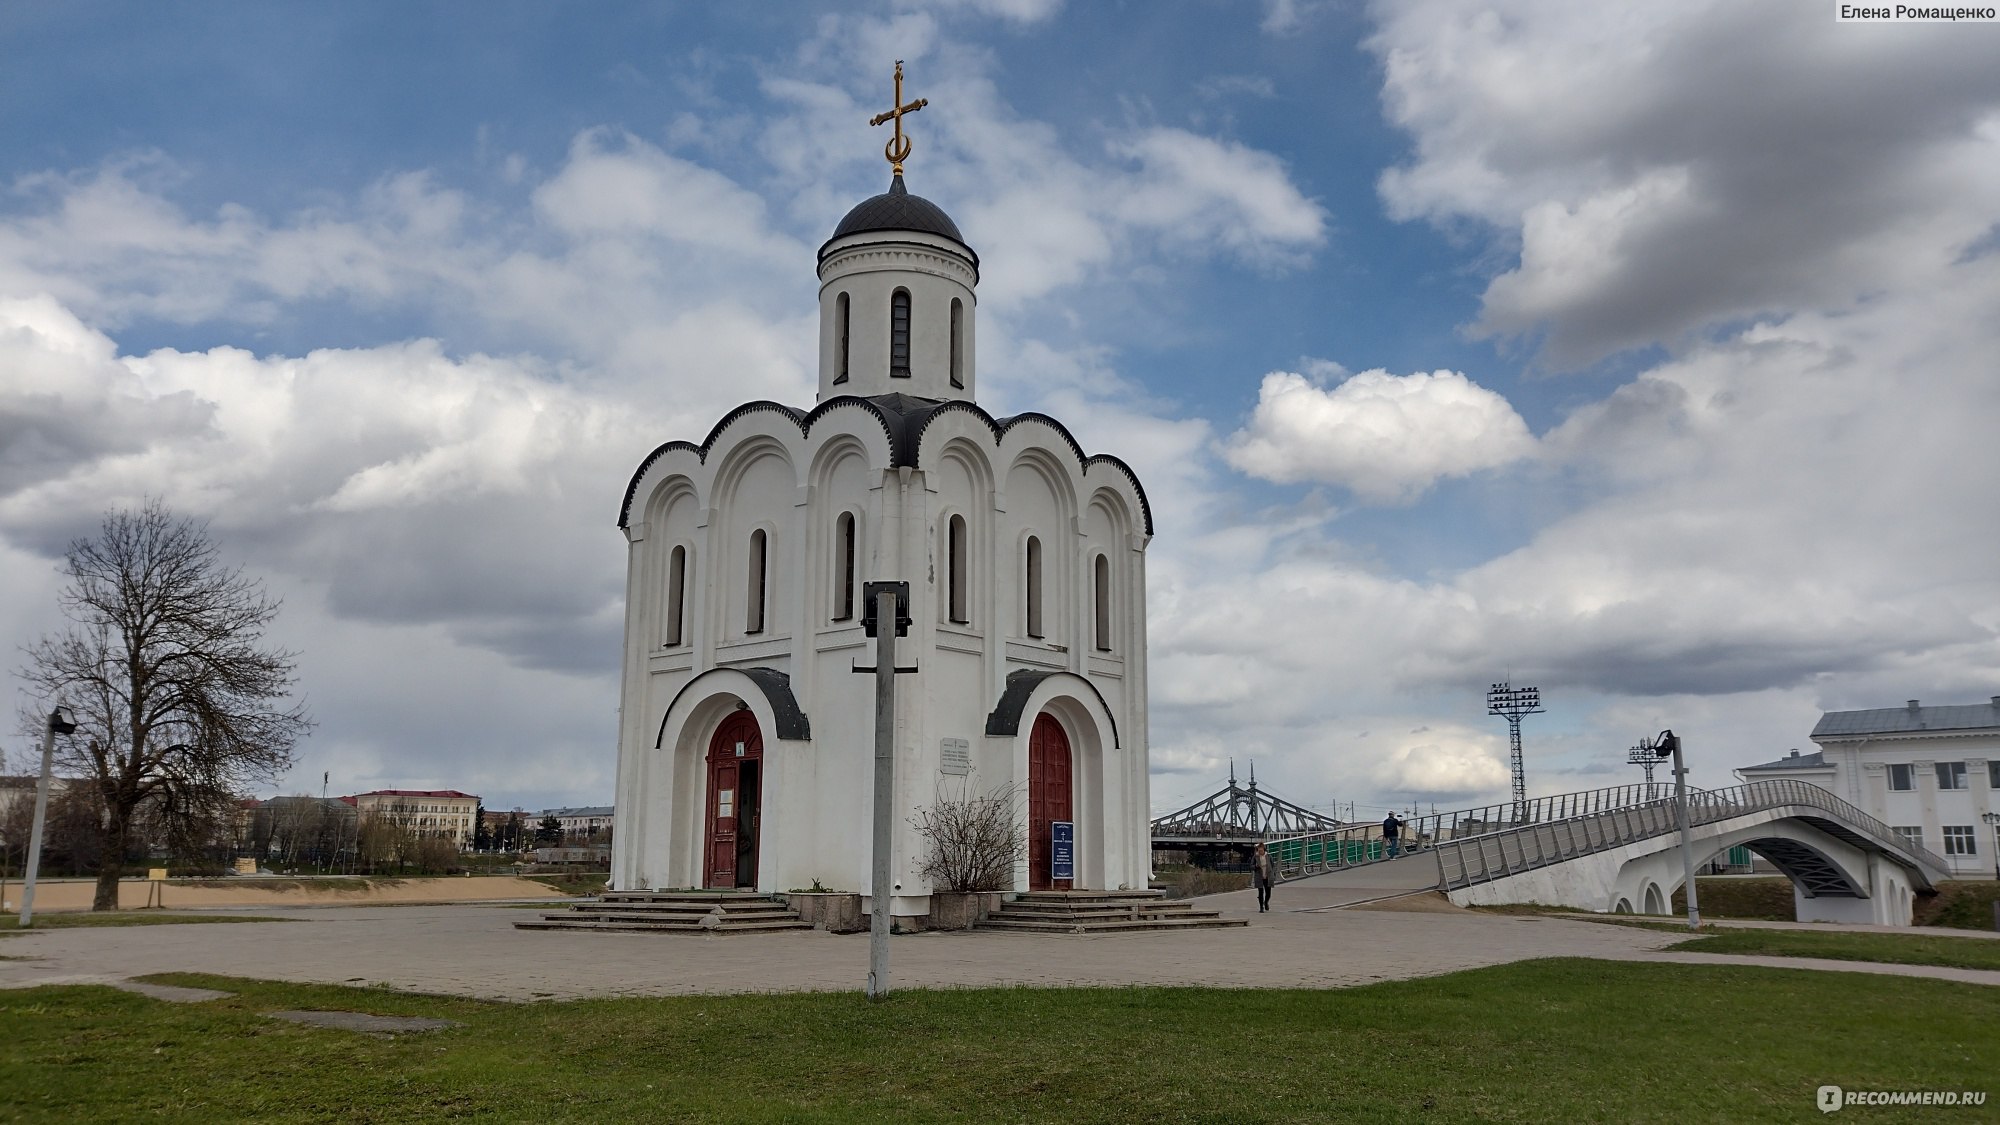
[620,393,1152,538]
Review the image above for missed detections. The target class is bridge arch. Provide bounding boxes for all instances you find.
[1640,881,1666,915]
[1606,815,1919,925]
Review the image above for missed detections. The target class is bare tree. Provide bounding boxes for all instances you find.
[18,500,310,910]
[912,783,1027,893]
[354,810,406,872]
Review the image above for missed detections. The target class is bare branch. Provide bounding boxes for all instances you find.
[911,782,1027,893]
[14,498,312,909]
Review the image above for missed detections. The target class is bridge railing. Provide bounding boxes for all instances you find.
[1268,782,1680,880]
[1432,778,1951,892]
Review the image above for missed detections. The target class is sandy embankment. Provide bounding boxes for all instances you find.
[0,876,570,912]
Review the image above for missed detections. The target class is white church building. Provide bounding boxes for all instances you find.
[608,105,1154,920]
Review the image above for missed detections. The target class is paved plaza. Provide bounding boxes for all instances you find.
[7,878,1997,1001]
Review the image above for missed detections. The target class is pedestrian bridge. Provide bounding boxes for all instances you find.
[1269,780,1953,926]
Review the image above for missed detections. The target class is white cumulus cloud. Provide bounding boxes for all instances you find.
[1373,736,1513,800]
[1223,366,1534,502]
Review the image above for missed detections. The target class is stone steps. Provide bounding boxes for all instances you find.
[596,891,774,906]
[996,896,1200,916]
[976,916,1245,934]
[583,901,799,917]
[977,889,1246,934]
[516,892,812,935]
[515,916,812,935]
[549,906,803,923]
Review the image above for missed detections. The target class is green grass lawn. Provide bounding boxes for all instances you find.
[3,960,1994,1123]
[1671,928,2000,972]
[0,912,289,934]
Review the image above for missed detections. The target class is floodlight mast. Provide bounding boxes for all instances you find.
[1485,682,1545,820]
[1627,739,1660,800]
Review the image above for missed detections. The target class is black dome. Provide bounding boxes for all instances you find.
[827,173,968,248]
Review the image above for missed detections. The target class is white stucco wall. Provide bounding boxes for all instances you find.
[817,229,977,402]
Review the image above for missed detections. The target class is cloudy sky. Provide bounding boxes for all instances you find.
[4,2,1997,819]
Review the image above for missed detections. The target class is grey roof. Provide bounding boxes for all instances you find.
[1812,699,2000,739]
[822,173,974,262]
[544,806,614,818]
[1740,750,1829,772]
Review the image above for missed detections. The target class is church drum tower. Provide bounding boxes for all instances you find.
[610,68,1153,920]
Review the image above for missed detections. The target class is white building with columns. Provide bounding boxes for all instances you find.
[1741,696,2000,879]
[608,163,1154,919]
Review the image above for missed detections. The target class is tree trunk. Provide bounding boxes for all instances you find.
[92,816,129,911]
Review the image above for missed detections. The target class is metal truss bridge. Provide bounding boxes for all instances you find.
[1150,762,1344,846]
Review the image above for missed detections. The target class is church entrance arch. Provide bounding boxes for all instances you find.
[1028,712,1073,891]
[703,710,764,889]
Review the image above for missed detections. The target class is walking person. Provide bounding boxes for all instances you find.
[1252,842,1276,913]
[1382,812,1404,858]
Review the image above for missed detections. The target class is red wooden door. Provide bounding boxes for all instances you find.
[704,712,764,889]
[1028,713,1073,891]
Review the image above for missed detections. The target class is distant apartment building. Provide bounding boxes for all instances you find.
[544,805,614,840]
[0,774,73,820]
[350,790,481,849]
[1740,696,2000,879]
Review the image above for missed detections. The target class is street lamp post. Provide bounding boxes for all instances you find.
[855,581,913,1001]
[1651,729,1698,931]
[20,706,78,927]
[1982,811,2000,882]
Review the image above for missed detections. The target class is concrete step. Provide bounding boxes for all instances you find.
[515,917,813,934]
[597,891,773,904]
[976,916,1248,934]
[577,902,800,917]
[517,891,809,935]
[1011,890,1170,903]
[552,908,801,924]
[978,889,1241,933]
[992,905,1208,922]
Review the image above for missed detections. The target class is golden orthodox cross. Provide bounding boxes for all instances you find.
[868,60,928,174]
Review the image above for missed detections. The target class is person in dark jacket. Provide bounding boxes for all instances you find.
[1252,842,1276,912]
[1382,812,1404,858]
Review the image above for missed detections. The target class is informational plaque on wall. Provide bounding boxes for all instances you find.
[939,737,971,776]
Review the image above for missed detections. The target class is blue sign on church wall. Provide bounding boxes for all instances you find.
[1051,821,1074,881]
